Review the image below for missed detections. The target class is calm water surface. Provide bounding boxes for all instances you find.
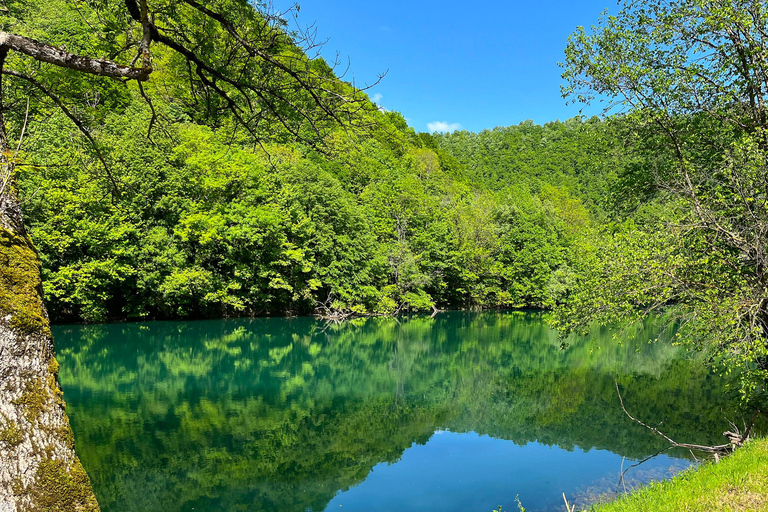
[54,312,740,512]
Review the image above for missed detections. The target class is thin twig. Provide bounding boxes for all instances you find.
[2,70,121,200]
[615,380,733,454]
[12,97,30,160]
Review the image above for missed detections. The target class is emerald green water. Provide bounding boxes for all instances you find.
[54,312,741,512]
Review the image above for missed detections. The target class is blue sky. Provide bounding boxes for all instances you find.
[274,1,617,133]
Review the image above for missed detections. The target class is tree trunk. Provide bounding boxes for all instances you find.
[0,179,99,510]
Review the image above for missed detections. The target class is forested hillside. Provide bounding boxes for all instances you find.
[14,1,628,323]
[10,0,766,408]
[431,118,622,215]
[4,0,768,510]
[22,104,627,321]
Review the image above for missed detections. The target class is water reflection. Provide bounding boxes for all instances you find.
[327,432,688,512]
[54,312,741,512]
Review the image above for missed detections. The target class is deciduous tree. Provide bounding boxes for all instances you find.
[0,0,373,508]
[559,0,768,406]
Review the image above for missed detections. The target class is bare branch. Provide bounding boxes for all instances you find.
[0,31,151,81]
[616,380,735,455]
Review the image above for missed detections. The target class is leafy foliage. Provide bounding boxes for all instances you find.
[17,76,603,320]
[560,0,768,406]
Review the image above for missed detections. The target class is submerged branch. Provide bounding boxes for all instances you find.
[614,380,758,456]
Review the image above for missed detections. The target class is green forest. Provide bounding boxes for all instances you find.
[7,0,622,325]
[3,0,765,407]
[2,0,768,509]
[7,4,623,324]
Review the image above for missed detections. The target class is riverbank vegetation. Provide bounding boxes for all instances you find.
[19,74,617,322]
[23,109,611,322]
[6,0,766,412]
[1,0,767,509]
[588,437,768,512]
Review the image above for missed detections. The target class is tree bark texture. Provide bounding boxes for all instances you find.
[0,181,99,511]
[0,32,151,81]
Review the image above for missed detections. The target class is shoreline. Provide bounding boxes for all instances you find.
[584,438,768,512]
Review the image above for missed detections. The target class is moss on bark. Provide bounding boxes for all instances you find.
[11,378,50,423]
[1,186,100,511]
[0,420,23,447]
[0,227,50,337]
[29,456,100,512]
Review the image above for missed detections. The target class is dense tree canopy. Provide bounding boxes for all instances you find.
[559,0,768,406]
[5,0,768,510]
[19,108,611,321]
[0,0,375,509]
[1,0,619,322]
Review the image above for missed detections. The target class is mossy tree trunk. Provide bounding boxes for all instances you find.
[0,47,99,511]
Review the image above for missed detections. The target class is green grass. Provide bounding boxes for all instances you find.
[588,439,768,512]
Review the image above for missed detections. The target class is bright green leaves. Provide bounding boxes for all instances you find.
[19,91,604,321]
[558,0,768,407]
[562,0,768,129]
[10,0,614,324]
[20,101,385,319]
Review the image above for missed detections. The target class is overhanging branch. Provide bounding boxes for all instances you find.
[0,31,151,81]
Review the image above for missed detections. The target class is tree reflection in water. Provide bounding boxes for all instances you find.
[54,312,747,512]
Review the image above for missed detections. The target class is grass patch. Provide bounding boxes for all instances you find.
[589,438,768,512]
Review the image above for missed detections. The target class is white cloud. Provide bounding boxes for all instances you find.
[427,121,462,133]
[369,92,387,112]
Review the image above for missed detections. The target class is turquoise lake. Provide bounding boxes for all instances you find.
[53,311,742,511]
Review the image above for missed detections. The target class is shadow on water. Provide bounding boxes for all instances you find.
[53,311,749,512]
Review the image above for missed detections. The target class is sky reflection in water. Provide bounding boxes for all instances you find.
[53,312,738,512]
